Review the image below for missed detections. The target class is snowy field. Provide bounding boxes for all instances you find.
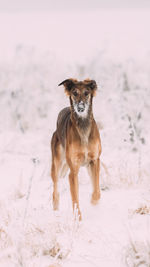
[0,8,150,267]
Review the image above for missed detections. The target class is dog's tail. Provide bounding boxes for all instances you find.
[101,161,109,176]
[96,120,103,130]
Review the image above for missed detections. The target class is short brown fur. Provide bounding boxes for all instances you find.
[51,79,101,220]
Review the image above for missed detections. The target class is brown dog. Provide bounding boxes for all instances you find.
[51,79,101,220]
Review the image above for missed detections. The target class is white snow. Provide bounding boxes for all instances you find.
[0,8,150,267]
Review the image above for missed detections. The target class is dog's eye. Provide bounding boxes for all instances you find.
[73,91,78,97]
[84,91,89,96]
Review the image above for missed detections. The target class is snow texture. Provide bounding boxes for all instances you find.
[0,8,150,267]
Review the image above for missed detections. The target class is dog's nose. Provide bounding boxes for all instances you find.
[77,101,85,112]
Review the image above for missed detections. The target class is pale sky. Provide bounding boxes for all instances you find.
[0,0,150,12]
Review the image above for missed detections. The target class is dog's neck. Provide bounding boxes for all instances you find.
[70,96,93,134]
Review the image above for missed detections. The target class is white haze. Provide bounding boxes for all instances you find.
[0,8,150,267]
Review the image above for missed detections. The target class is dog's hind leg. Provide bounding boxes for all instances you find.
[51,131,63,210]
[60,163,69,178]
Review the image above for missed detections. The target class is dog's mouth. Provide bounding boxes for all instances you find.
[77,102,85,112]
[73,100,89,118]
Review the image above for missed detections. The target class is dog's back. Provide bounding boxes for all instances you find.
[56,107,71,148]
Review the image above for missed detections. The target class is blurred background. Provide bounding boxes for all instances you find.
[0,0,150,183]
[0,2,150,266]
[1,0,150,11]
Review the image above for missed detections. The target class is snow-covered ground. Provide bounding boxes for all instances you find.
[0,8,150,267]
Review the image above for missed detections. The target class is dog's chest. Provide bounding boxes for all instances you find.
[82,146,89,166]
[81,143,99,166]
[79,126,90,144]
[76,129,100,165]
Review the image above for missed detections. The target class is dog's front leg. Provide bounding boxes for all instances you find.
[68,164,82,220]
[88,158,100,205]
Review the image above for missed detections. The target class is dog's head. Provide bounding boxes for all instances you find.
[58,78,97,118]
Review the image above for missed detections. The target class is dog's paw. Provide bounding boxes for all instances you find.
[91,191,100,205]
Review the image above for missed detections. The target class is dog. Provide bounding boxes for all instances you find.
[51,78,101,220]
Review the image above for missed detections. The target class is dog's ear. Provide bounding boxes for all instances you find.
[84,79,97,96]
[58,79,77,94]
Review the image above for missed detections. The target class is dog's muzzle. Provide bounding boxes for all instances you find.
[77,102,85,112]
